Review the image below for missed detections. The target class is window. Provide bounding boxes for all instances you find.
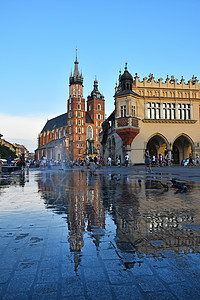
[78,119,81,125]
[98,104,101,110]
[97,114,101,120]
[79,136,81,141]
[163,103,175,119]
[89,105,91,111]
[78,97,80,102]
[78,104,81,110]
[98,122,101,127]
[121,105,126,117]
[87,126,93,139]
[132,105,136,117]
[78,112,80,117]
[178,103,191,120]
[78,127,81,134]
[147,102,160,119]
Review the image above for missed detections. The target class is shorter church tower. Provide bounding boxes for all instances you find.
[87,79,105,154]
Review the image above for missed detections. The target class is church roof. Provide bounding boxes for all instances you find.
[38,137,65,150]
[85,112,94,124]
[41,113,67,133]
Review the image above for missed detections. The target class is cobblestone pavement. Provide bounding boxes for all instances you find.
[0,166,200,299]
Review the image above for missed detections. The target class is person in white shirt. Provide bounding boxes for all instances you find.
[107,156,111,167]
[125,154,129,167]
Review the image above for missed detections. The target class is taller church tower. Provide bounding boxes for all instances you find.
[67,52,86,160]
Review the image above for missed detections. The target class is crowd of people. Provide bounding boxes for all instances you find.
[0,151,199,175]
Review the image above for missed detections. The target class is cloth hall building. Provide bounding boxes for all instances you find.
[36,55,105,162]
[100,64,200,165]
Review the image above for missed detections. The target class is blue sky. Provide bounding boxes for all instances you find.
[0,0,200,151]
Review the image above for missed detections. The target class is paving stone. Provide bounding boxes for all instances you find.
[146,290,177,300]
[85,281,113,300]
[107,269,134,284]
[130,262,153,276]
[36,268,59,283]
[33,282,58,297]
[6,275,35,293]
[154,266,186,283]
[0,270,12,284]
[169,282,200,300]
[135,275,166,292]
[2,293,29,300]
[112,284,143,299]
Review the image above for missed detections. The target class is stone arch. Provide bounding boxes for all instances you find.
[172,133,194,164]
[146,133,170,159]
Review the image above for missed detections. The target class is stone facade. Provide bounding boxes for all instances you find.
[100,65,200,165]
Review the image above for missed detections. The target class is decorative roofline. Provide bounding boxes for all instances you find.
[142,119,197,124]
[134,73,199,89]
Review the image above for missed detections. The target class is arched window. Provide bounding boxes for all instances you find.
[78,104,81,110]
[78,119,81,125]
[87,126,93,139]
[98,104,101,110]
[78,127,81,134]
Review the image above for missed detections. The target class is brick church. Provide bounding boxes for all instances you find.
[36,53,105,162]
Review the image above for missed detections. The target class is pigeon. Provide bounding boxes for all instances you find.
[160,182,169,189]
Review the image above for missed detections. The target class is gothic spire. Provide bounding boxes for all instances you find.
[69,50,83,86]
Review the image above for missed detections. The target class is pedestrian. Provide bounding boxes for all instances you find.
[189,153,195,166]
[125,153,129,167]
[144,149,152,173]
[196,154,199,165]
[117,157,121,167]
[7,156,12,166]
[19,153,26,171]
[158,154,163,167]
[152,155,156,166]
[107,156,111,167]
[0,155,2,173]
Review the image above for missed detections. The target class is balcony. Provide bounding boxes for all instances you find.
[115,117,140,146]
[116,117,139,128]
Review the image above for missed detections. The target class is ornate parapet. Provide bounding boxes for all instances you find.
[142,119,197,124]
[134,73,200,90]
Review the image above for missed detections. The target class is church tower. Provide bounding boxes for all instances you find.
[87,79,105,153]
[67,51,86,160]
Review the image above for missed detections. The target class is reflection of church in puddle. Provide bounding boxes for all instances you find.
[37,171,105,271]
[38,172,200,271]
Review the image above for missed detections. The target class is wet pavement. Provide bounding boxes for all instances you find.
[0,166,200,299]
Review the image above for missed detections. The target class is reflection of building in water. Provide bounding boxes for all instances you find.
[101,176,200,256]
[37,170,105,271]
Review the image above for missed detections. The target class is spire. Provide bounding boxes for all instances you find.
[74,49,79,77]
[69,50,83,86]
[125,62,128,71]
[94,76,98,90]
